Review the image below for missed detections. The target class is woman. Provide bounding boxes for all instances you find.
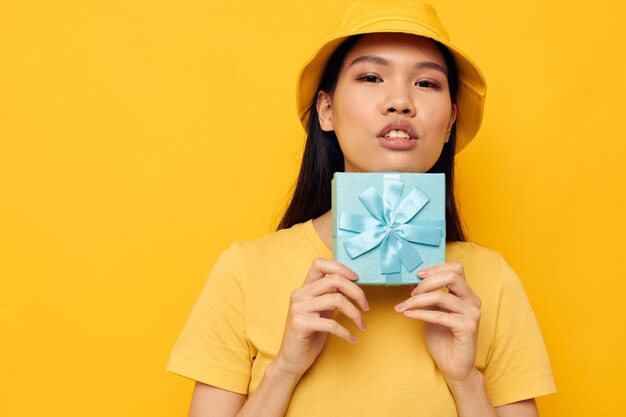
[167,1,556,416]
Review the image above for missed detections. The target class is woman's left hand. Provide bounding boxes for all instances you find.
[394,262,481,385]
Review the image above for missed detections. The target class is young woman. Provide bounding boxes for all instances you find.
[167,1,556,416]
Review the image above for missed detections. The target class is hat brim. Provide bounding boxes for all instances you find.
[296,24,486,153]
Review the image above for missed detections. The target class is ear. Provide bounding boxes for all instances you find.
[444,103,458,143]
[316,90,335,132]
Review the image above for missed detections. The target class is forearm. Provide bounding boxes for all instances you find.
[446,369,498,417]
[237,361,301,417]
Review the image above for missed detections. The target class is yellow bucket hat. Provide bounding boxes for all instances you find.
[296,0,487,153]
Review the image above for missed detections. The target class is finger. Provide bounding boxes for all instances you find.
[417,262,464,279]
[395,291,480,321]
[413,270,468,295]
[414,262,466,295]
[304,258,358,284]
[412,270,480,308]
[292,315,358,343]
[302,273,369,311]
[296,292,366,330]
[402,309,478,335]
[291,293,366,330]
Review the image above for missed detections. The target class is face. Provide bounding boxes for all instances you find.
[316,33,457,173]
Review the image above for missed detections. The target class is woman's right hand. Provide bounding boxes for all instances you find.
[272,258,370,379]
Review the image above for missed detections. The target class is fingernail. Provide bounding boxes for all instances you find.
[350,335,358,343]
[394,302,405,312]
[351,270,359,279]
[417,269,429,278]
[363,300,370,311]
[360,319,367,330]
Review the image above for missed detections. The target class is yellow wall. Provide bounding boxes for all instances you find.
[1,0,624,415]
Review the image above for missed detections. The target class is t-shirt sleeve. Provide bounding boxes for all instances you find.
[166,242,253,394]
[483,256,557,406]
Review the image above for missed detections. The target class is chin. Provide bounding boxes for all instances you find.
[379,155,435,173]
[391,166,428,173]
[373,161,431,173]
[346,158,433,173]
[351,166,427,173]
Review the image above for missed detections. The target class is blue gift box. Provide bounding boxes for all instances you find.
[332,172,446,285]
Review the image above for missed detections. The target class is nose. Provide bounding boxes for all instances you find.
[383,84,416,117]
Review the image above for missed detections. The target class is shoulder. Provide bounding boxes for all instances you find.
[218,221,324,281]
[226,221,315,259]
[446,241,506,278]
[201,223,316,303]
[445,241,520,302]
[219,221,324,307]
[446,240,503,264]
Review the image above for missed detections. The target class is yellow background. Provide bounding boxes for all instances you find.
[1,0,624,415]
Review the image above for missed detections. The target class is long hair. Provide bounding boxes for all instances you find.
[278,35,466,242]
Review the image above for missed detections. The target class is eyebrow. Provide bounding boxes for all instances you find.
[348,55,448,76]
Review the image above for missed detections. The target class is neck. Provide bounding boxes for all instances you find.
[312,210,333,250]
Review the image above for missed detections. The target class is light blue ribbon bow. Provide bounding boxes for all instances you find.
[338,174,443,281]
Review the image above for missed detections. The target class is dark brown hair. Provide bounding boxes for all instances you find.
[278,35,465,242]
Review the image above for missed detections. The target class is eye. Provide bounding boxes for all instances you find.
[358,74,382,83]
[416,80,441,89]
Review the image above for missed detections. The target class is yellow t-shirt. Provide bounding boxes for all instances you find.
[167,221,556,415]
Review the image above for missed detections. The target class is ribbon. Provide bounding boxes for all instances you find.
[338,174,443,280]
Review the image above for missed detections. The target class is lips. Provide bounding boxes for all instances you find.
[377,120,417,139]
[377,121,418,151]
